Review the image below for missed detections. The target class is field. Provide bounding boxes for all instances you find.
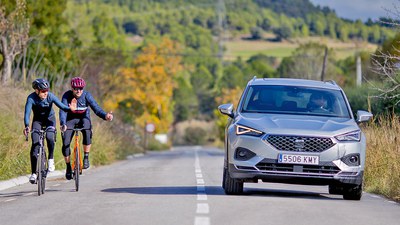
[224,35,378,61]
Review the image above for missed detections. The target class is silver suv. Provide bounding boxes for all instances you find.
[218,78,373,200]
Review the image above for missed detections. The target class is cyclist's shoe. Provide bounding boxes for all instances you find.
[83,158,90,169]
[48,159,55,172]
[29,173,37,184]
[65,168,73,180]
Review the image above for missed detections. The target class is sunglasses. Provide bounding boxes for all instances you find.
[39,89,49,93]
[73,87,84,91]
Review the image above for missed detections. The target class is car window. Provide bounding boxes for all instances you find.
[241,85,351,118]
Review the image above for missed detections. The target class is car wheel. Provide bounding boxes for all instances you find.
[223,167,243,195]
[343,184,362,200]
[328,184,343,195]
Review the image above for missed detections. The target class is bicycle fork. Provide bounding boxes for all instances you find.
[71,133,83,175]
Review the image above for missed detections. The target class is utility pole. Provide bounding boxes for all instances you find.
[320,46,328,81]
[356,55,362,86]
[216,0,226,60]
[214,0,226,90]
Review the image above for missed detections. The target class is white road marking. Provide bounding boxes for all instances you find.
[195,217,210,225]
[197,193,208,201]
[196,203,210,214]
[194,150,211,225]
[52,184,60,187]
[197,179,205,185]
[23,193,34,196]
[5,198,16,202]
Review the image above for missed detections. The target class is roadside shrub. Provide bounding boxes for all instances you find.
[147,138,170,151]
[172,119,216,145]
[183,127,207,145]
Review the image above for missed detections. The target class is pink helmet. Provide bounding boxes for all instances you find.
[71,77,86,88]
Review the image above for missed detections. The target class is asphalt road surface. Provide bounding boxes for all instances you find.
[0,146,399,225]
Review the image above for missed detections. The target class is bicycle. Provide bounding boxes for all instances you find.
[25,127,53,196]
[66,127,84,192]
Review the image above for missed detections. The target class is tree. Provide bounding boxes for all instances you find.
[278,42,330,80]
[104,38,183,132]
[250,26,263,40]
[370,33,400,110]
[0,0,30,84]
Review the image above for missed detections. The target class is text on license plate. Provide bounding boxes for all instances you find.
[278,154,319,165]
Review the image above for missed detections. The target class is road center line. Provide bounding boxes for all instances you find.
[195,217,210,225]
[197,193,208,201]
[196,203,210,214]
[194,150,210,225]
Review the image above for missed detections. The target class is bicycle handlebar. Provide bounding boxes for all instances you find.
[25,126,55,141]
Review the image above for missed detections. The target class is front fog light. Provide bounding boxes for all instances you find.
[342,153,360,166]
[235,147,256,161]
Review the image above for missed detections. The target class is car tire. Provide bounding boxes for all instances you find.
[343,184,362,200]
[328,184,343,195]
[223,167,243,195]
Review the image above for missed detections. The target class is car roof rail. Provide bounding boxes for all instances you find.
[324,80,338,86]
[248,76,257,84]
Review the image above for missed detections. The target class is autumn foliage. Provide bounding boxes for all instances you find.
[104,38,183,133]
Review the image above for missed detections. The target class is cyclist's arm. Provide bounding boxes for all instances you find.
[50,92,71,112]
[86,92,107,120]
[59,92,69,126]
[24,96,33,127]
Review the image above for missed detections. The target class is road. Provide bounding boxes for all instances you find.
[0,146,399,225]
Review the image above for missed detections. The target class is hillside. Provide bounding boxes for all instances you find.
[92,0,393,44]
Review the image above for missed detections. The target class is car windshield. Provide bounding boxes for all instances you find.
[241,85,351,118]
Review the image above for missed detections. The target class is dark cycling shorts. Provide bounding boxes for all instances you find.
[61,118,92,157]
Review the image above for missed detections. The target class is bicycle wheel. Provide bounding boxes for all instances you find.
[41,150,47,195]
[74,146,80,192]
[37,147,42,196]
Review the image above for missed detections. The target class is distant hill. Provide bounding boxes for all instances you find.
[86,0,395,44]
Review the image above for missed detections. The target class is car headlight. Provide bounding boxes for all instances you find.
[335,130,361,142]
[236,125,264,137]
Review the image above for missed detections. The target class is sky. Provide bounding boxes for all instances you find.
[309,0,399,21]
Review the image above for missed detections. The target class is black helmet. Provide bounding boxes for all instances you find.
[32,78,50,90]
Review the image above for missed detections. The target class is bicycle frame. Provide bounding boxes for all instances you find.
[30,127,53,196]
[70,128,84,192]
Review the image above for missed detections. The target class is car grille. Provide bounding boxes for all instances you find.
[255,161,340,176]
[265,135,335,152]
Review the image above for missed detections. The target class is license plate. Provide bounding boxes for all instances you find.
[278,154,319,165]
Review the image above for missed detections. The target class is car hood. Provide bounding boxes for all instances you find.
[237,113,359,136]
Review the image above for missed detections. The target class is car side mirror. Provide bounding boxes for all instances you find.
[356,110,373,123]
[218,103,234,118]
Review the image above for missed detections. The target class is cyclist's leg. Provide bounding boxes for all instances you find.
[61,118,79,160]
[29,121,41,183]
[81,118,92,169]
[45,116,56,159]
[62,119,77,179]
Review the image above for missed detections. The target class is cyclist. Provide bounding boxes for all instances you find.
[60,77,113,180]
[24,78,77,184]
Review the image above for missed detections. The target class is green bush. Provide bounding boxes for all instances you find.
[183,127,207,145]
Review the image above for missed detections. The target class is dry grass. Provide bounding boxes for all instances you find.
[0,86,32,179]
[363,115,400,201]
